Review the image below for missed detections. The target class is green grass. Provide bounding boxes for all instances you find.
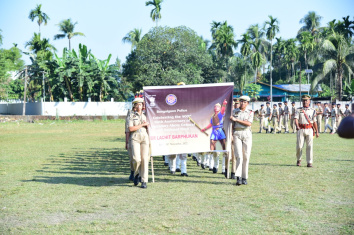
[0,120,353,234]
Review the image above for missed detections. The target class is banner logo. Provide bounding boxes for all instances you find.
[166,94,177,106]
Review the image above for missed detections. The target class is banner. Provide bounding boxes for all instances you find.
[144,83,234,156]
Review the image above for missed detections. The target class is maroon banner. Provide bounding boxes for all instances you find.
[144,83,234,156]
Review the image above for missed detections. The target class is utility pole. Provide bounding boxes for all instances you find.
[22,66,28,116]
[299,64,301,107]
[42,72,45,101]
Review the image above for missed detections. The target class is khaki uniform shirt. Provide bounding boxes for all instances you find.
[291,106,296,118]
[338,108,344,117]
[129,111,148,134]
[278,107,284,116]
[232,108,254,130]
[316,106,323,115]
[259,108,266,118]
[294,107,317,124]
[272,108,279,118]
[125,109,132,133]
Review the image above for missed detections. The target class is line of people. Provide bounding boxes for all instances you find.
[257,101,351,134]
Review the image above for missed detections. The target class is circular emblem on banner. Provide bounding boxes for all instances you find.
[166,94,177,105]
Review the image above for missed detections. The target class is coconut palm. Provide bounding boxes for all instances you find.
[250,40,266,83]
[311,32,354,100]
[25,33,56,62]
[264,15,279,103]
[298,11,322,35]
[283,39,299,82]
[298,31,316,71]
[54,19,85,51]
[145,0,163,27]
[122,28,142,51]
[28,4,50,33]
[237,32,252,57]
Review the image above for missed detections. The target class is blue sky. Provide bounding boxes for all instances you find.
[0,0,353,65]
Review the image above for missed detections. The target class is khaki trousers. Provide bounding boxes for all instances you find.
[169,155,177,171]
[284,114,289,132]
[231,144,236,173]
[296,128,313,164]
[336,116,342,127]
[331,117,337,133]
[233,129,252,179]
[128,141,134,171]
[279,116,284,129]
[131,131,150,183]
[259,117,265,132]
[290,117,297,133]
[317,115,323,133]
[272,117,279,133]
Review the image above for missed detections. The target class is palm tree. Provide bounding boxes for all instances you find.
[28,4,50,33]
[228,55,254,94]
[264,15,279,103]
[311,32,354,100]
[122,28,142,51]
[298,11,322,35]
[250,40,266,83]
[237,32,252,57]
[298,31,316,71]
[283,39,299,82]
[145,0,163,27]
[54,19,85,51]
[25,33,56,62]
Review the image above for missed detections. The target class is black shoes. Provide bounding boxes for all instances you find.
[176,168,181,172]
[133,174,139,186]
[192,156,197,161]
[209,168,213,171]
[236,177,242,186]
[224,169,228,178]
[164,163,169,166]
[201,164,205,169]
[231,172,236,179]
[129,170,134,181]
[170,171,176,174]
[181,173,188,177]
[141,182,147,189]
[242,178,247,185]
[196,161,200,166]
[213,167,218,174]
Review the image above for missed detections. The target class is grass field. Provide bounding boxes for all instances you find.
[0,119,353,234]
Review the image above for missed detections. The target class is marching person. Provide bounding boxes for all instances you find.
[265,102,272,133]
[230,95,254,186]
[294,95,319,168]
[315,102,323,133]
[323,103,331,133]
[330,103,337,134]
[283,101,290,133]
[125,103,136,181]
[270,104,279,134]
[129,97,150,188]
[258,104,266,133]
[344,104,352,117]
[290,101,297,133]
[277,102,284,133]
[336,104,344,127]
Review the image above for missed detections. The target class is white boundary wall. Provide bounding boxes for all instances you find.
[0,100,351,116]
[0,101,132,116]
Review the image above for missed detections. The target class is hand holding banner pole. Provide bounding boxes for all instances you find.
[188,117,209,136]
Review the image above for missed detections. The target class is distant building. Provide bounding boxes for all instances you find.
[234,81,322,102]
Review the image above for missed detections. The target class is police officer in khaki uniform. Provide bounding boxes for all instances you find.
[129,97,150,188]
[290,101,297,133]
[344,104,352,117]
[270,104,279,134]
[330,103,337,134]
[125,104,136,181]
[336,104,344,127]
[258,104,266,133]
[315,102,323,133]
[230,96,254,186]
[277,103,284,133]
[294,95,319,167]
[265,102,272,133]
[283,101,290,133]
[323,103,331,133]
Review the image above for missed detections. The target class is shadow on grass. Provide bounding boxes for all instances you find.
[22,148,230,187]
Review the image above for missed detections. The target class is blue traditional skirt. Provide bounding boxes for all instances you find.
[210,128,226,140]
